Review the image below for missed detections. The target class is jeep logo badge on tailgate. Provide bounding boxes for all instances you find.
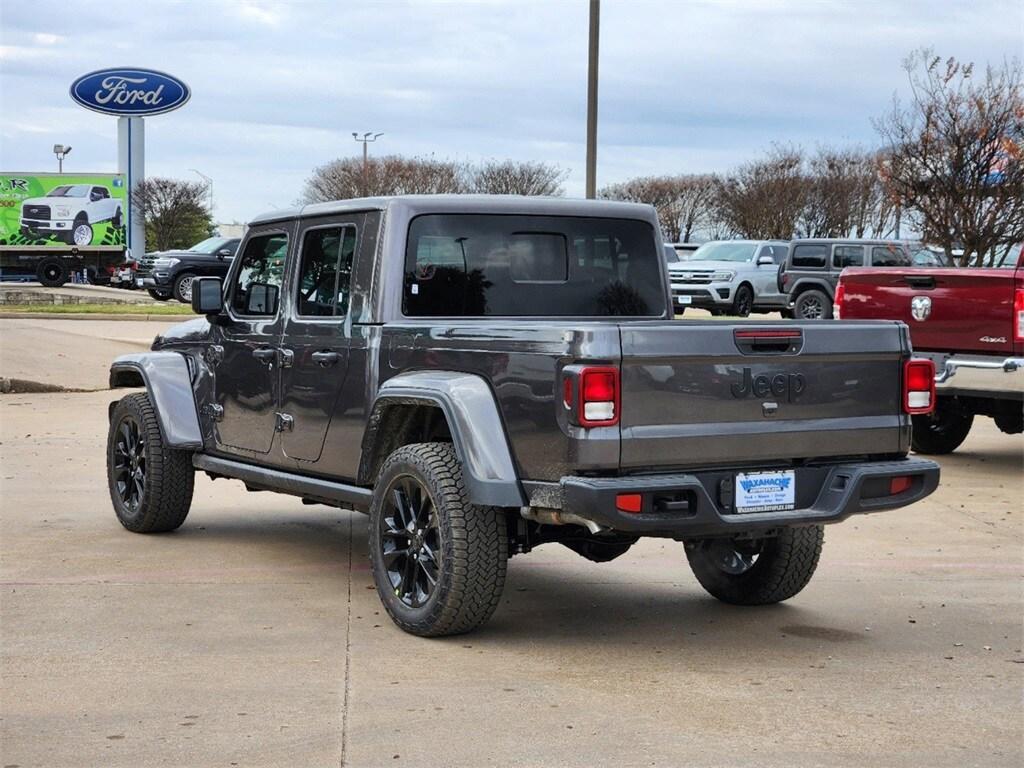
[730,368,807,402]
[911,295,932,322]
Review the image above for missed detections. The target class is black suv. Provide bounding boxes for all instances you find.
[778,238,912,319]
[139,236,240,302]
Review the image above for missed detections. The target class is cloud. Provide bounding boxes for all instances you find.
[0,0,1019,221]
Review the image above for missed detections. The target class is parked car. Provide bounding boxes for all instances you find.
[105,195,939,637]
[19,183,123,246]
[668,240,789,316]
[835,244,1023,453]
[669,242,701,261]
[779,239,912,319]
[137,236,241,302]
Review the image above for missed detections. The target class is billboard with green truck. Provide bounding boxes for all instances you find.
[0,172,127,286]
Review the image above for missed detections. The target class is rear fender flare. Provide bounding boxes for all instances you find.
[108,352,202,449]
[361,371,525,508]
[790,278,834,301]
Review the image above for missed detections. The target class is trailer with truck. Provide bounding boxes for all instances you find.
[0,172,128,287]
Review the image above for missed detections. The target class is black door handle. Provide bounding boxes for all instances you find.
[311,350,339,367]
[252,348,276,363]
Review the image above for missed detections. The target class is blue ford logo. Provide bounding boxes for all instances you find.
[70,68,191,117]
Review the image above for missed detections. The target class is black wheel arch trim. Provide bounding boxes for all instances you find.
[360,371,526,508]
[109,352,203,449]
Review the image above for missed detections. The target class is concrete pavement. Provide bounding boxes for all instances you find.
[1,387,1021,767]
[0,315,1021,766]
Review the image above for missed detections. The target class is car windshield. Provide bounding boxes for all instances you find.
[47,185,89,198]
[690,242,757,262]
[188,237,231,254]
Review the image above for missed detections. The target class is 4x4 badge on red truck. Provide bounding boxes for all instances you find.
[911,295,932,321]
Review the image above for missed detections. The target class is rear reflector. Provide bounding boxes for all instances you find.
[889,476,913,495]
[616,493,643,513]
[903,358,936,414]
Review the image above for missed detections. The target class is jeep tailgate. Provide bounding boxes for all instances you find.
[838,266,1021,356]
[618,321,909,469]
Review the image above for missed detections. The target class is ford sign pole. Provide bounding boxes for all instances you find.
[117,117,145,262]
[70,68,191,264]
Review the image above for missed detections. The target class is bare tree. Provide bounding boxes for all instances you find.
[874,50,1024,266]
[800,147,895,238]
[300,155,467,202]
[469,159,566,196]
[715,146,809,239]
[599,174,718,241]
[130,177,212,252]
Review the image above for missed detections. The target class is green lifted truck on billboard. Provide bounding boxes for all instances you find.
[0,172,127,287]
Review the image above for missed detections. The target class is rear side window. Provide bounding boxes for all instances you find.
[231,233,288,316]
[403,214,665,317]
[791,244,827,268]
[834,245,865,268]
[295,226,356,317]
[871,245,911,267]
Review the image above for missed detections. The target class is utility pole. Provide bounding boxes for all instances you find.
[585,0,600,199]
[352,132,383,196]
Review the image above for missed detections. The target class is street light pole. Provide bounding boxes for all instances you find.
[585,0,600,199]
[189,168,213,215]
[53,144,72,173]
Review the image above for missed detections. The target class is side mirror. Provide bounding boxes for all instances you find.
[192,276,224,316]
[757,255,775,266]
[217,248,232,259]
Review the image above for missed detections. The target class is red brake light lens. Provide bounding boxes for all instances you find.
[834,282,846,319]
[903,358,936,414]
[564,366,620,427]
[889,476,913,495]
[1014,288,1023,343]
[616,493,643,513]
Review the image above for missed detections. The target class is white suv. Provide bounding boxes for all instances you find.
[20,184,123,246]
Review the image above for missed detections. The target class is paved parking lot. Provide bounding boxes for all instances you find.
[1,318,1021,767]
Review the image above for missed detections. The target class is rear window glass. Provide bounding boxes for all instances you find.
[791,244,828,268]
[403,214,665,317]
[833,245,865,268]
[871,245,911,267]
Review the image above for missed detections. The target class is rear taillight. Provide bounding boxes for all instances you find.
[833,282,846,319]
[1014,287,1023,343]
[563,366,619,427]
[903,358,936,414]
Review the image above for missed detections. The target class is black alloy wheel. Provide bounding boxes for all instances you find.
[379,474,443,608]
[112,415,147,513]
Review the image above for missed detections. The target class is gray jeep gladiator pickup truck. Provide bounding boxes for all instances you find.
[106,195,940,637]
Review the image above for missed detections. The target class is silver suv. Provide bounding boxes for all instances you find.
[667,240,789,316]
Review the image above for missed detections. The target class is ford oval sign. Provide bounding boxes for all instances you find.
[70,68,190,117]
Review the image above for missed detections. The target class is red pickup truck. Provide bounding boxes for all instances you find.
[836,246,1023,453]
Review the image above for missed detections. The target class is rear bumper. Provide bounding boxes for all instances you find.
[558,457,940,537]
[920,352,1024,399]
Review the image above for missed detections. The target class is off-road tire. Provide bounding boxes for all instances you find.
[794,289,832,320]
[173,272,196,303]
[911,401,974,454]
[147,289,172,302]
[732,284,754,317]
[686,526,824,605]
[36,258,68,287]
[107,392,194,533]
[368,442,508,637]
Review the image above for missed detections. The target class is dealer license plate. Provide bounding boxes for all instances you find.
[735,470,796,513]
[676,295,692,305]
[136,278,145,287]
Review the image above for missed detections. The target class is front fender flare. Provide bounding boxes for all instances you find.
[109,352,202,449]
[364,371,526,508]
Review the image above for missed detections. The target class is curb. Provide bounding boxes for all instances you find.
[0,312,189,321]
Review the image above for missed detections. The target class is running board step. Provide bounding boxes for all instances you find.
[193,454,373,510]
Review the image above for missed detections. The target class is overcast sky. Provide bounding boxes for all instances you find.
[1,0,1020,223]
